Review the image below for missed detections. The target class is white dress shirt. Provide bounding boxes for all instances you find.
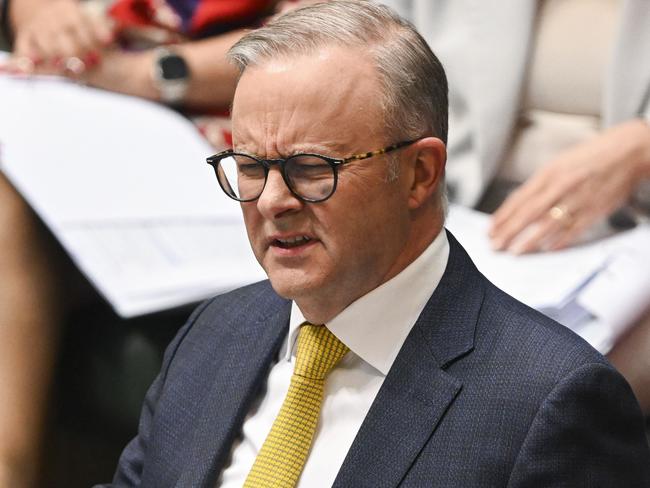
[218,231,449,487]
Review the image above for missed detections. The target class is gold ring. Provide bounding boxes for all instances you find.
[64,56,86,76]
[548,204,573,225]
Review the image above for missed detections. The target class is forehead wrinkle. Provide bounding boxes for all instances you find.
[233,46,386,157]
[234,96,346,157]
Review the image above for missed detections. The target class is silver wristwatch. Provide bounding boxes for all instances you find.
[152,47,191,105]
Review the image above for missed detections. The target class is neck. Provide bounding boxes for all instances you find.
[297,212,444,324]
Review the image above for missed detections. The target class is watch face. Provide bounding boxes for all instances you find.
[160,54,189,81]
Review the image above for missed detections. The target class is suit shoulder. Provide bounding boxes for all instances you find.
[160,280,289,370]
[475,280,608,377]
[200,280,286,316]
[184,280,289,333]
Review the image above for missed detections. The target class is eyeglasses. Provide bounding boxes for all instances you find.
[206,139,420,203]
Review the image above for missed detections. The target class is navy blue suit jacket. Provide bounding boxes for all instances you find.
[100,232,650,487]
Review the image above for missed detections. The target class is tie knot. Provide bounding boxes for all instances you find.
[294,323,349,380]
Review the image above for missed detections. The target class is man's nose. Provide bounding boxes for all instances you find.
[256,167,303,218]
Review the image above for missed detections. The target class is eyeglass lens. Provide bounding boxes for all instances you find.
[216,153,336,201]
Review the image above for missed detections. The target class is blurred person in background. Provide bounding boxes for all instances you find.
[382,0,650,413]
[0,0,286,485]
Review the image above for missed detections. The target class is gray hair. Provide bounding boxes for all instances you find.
[228,0,448,214]
[228,0,448,146]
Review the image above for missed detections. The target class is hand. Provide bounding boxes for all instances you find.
[12,0,113,72]
[489,119,650,254]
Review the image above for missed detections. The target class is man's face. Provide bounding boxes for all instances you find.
[231,47,416,322]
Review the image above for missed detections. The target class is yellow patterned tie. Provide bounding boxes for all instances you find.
[243,323,349,488]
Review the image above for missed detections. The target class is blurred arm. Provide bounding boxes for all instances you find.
[82,29,244,110]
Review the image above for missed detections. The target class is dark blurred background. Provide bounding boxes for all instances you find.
[37,230,191,487]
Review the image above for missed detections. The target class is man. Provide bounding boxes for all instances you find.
[100,1,650,486]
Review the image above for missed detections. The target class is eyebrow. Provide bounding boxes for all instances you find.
[232,141,348,159]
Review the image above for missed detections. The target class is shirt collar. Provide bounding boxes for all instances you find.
[284,230,449,375]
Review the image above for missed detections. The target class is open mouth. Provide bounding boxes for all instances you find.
[273,236,313,249]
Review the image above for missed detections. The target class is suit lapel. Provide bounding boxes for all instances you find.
[175,298,291,488]
[332,335,461,488]
[334,232,484,487]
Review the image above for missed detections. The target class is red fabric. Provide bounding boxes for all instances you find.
[108,0,159,32]
[190,0,274,34]
[109,0,275,37]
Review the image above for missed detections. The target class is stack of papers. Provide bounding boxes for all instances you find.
[0,73,265,316]
[446,206,650,352]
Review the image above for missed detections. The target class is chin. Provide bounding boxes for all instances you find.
[266,268,323,301]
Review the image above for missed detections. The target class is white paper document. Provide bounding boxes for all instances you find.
[58,218,266,316]
[0,73,265,317]
[446,206,650,352]
[0,75,226,221]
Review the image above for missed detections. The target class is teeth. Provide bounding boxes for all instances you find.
[276,236,311,247]
[278,236,310,244]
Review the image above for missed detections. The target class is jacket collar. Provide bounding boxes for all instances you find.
[333,231,484,487]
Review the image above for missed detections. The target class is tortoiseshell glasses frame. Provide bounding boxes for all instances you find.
[206,138,421,203]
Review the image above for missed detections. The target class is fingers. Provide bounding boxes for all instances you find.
[56,12,113,60]
[505,203,586,254]
[490,172,568,251]
[0,55,34,75]
[489,179,611,254]
[488,164,592,253]
[487,120,648,255]
[12,34,41,66]
[12,1,114,73]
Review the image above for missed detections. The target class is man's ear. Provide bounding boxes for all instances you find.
[406,137,446,210]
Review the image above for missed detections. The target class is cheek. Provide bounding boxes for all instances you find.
[351,189,408,252]
[318,197,385,258]
[241,207,264,249]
